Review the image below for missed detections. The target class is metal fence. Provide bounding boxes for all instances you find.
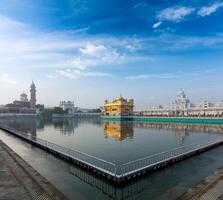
[0,125,116,176]
[1,124,223,179]
[120,136,223,176]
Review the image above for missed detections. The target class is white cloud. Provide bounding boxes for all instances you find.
[73,43,124,69]
[1,13,221,83]
[56,69,112,79]
[134,2,147,9]
[152,21,162,29]
[0,73,18,84]
[126,73,178,80]
[126,70,216,80]
[198,2,223,17]
[0,15,139,74]
[79,43,107,56]
[165,34,223,50]
[125,44,137,52]
[0,16,85,70]
[158,6,195,22]
[0,14,26,33]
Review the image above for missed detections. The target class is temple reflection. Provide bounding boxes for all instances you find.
[103,121,223,142]
[1,116,223,143]
[103,121,134,141]
[134,122,190,143]
[52,118,78,135]
[52,116,102,135]
[0,116,40,137]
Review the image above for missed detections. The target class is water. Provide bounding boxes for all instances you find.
[0,116,223,200]
[0,116,222,164]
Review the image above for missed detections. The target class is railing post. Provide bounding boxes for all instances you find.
[120,164,123,178]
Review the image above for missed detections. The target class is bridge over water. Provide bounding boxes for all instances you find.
[0,124,223,185]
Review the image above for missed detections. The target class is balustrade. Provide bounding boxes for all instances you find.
[0,124,223,179]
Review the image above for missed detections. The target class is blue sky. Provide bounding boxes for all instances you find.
[0,0,223,108]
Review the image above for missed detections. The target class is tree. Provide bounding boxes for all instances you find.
[53,107,68,114]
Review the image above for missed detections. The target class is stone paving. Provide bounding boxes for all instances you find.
[0,139,67,200]
[178,167,223,200]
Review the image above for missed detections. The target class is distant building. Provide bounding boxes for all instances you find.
[36,104,44,115]
[137,90,223,117]
[170,90,191,110]
[59,101,77,114]
[103,96,134,116]
[0,81,38,115]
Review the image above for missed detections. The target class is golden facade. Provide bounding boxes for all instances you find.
[103,121,134,141]
[103,97,134,116]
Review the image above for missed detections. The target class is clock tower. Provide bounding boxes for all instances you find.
[30,81,36,108]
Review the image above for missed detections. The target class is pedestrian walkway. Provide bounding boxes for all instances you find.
[178,167,223,200]
[0,139,67,200]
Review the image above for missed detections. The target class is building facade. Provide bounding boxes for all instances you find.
[0,81,38,115]
[59,101,77,114]
[136,90,223,117]
[103,97,134,116]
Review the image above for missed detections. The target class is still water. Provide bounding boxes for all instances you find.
[0,116,222,164]
[1,116,223,200]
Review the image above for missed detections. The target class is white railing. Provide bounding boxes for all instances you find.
[120,137,223,177]
[1,124,223,179]
[0,125,116,176]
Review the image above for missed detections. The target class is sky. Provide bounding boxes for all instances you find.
[0,0,223,108]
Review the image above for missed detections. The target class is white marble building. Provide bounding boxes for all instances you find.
[137,90,223,117]
[59,101,78,114]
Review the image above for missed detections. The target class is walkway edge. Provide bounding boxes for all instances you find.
[1,125,223,185]
[0,139,68,200]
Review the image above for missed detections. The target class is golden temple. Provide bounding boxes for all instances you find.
[103,96,134,116]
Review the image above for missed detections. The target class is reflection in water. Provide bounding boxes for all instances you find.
[42,148,147,200]
[102,121,223,143]
[52,118,78,135]
[0,116,39,137]
[1,117,223,199]
[133,122,223,143]
[1,117,223,143]
[52,116,102,135]
[103,121,134,141]
[0,116,102,136]
[1,117,223,165]
[44,145,223,200]
[70,165,147,200]
[133,122,223,134]
[134,123,191,143]
[43,149,148,200]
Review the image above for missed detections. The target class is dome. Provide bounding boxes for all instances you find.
[20,93,28,102]
[21,92,27,97]
[177,90,186,97]
[176,90,187,100]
